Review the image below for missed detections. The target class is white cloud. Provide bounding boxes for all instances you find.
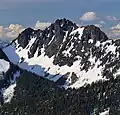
[80,12,98,21]
[111,23,120,30]
[107,30,120,39]
[94,24,103,28]
[35,21,51,30]
[94,20,106,28]
[9,24,23,33]
[6,31,19,39]
[0,24,24,41]
[107,23,120,39]
[105,16,118,21]
[0,26,4,37]
[99,20,106,24]
[0,21,51,41]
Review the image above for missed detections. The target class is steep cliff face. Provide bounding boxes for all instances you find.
[2,18,120,89]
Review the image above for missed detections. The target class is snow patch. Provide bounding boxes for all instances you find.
[0,59,10,73]
[106,44,117,54]
[70,27,84,39]
[99,109,109,115]
[17,51,107,88]
[15,37,36,60]
[70,59,107,89]
[63,42,74,57]
[88,39,93,44]
[96,41,100,47]
[2,83,16,103]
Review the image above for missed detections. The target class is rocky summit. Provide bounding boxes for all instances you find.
[2,18,120,89]
[1,18,120,114]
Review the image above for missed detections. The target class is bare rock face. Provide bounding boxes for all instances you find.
[17,28,34,48]
[2,18,120,88]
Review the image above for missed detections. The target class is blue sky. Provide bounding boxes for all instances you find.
[0,0,120,40]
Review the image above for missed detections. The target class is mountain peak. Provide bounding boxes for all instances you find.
[5,18,116,88]
[83,25,109,42]
[17,27,35,48]
[54,18,78,28]
[2,18,120,115]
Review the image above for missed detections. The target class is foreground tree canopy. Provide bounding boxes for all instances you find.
[0,70,120,115]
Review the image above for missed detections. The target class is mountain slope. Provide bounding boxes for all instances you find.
[1,19,120,115]
[0,47,22,105]
[3,18,120,88]
[1,70,120,115]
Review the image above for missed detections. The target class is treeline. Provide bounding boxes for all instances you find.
[1,71,120,115]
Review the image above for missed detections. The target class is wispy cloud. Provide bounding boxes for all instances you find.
[105,16,118,21]
[111,23,120,30]
[99,21,106,24]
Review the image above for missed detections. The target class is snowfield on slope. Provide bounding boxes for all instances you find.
[3,27,112,88]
